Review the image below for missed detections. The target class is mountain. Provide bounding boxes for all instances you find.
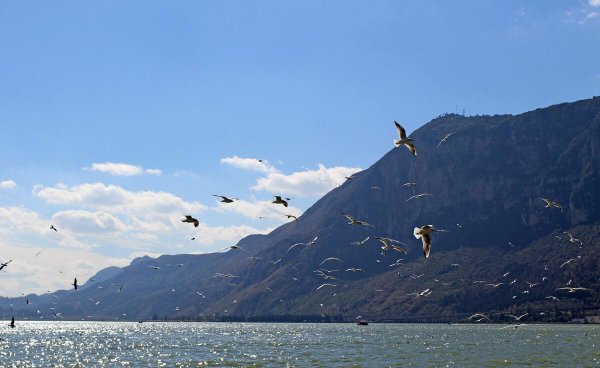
[2,97,600,322]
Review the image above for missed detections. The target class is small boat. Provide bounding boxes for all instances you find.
[356,320,369,326]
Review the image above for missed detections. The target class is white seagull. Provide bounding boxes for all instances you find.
[407,193,432,201]
[437,132,455,147]
[413,225,446,259]
[538,198,563,211]
[341,212,372,227]
[393,121,417,155]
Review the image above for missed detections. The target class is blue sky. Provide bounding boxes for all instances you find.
[1,1,599,296]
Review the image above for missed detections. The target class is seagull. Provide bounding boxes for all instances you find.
[9,317,15,328]
[350,237,370,246]
[407,193,432,201]
[344,174,358,180]
[341,212,372,227]
[563,232,583,245]
[414,225,446,259]
[403,182,417,187]
[53,312,63,320]
[506,313,528,321]
[181,215,199,227]
[196,292,207,299]
[72,278,78,290]
[345,268,364,272]
[288,236,318,252]
[147,266,160,270]
[556,287,591,293]
[560,258,577,268]
[248,256,263,261]
[538,198,563,211]
[451,263,461,268]
[0,260,13,271]
[393,121,417,155]
[268,258,282,265]
[214,273,239,279]
[370,186,381,190]
[34,250,44,257]
[468,313,489,321]
[437,132,455,147]
[502,272,510,277]
[320,257,342,265]
[545,296,560,302]
[286,215,299,222]
[50,225,58,232]
[374,236,407,256]
[526,282,539,288]
[486,283,504,288]
[221,245,245,251]
[213,195,237,203]
[316,283,336,291]
[272,196,289,207]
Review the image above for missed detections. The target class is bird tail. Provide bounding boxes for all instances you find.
[413,227,421,239]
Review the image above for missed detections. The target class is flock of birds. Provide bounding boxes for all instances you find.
[1,121,595,327]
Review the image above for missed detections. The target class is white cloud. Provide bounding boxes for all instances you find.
[0,241,129,296]
[0,180,16,190]
[251,164,361,197]
[590,0,600,7]
[34,182,204,215]
[86,162,162,176]
[220,156,278,173]
[52,210,129,235]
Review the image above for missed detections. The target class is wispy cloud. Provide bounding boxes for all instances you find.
[34,182,204,215]
[251,164,361,197]
[590,0,600,7]
[0,180,16,189]
[85,162,162,176]
[220,156,278,173]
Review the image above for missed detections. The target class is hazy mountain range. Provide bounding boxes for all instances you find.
[2,96,600,322]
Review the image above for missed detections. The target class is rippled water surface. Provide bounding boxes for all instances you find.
[1,322,599,367]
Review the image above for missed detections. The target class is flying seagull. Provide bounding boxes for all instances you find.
[545,296,560,302]
[563,232,583,245]
[414,225,446,259]
[341,212,372,227]
[0,260,13,271]
[437,132,455,147]
[286,215,299,222]
[393,121,417,155]
[374,236,407,256]
[50,225,58,232]
[213,195,237,203]
[288,236,318,252]
[506,313,528,321]
[72,278,78,290]
[350,236,370,246]
[272,196,289,207]
[181,215,199,227]
[403,182,417,187]
[560,258,578,268]
[407,193,432,201]
[556,287,591,293]
[468,313,489,321]
[222,245,245,251]
[538,198,563,211]
[316,283,336,291]
[320,257,342,265]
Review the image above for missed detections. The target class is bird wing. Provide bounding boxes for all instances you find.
[421,233,432,258]
[394,121,407,139]
[288,243,303,252]
[342,213,355,223]
[404,142,417,155]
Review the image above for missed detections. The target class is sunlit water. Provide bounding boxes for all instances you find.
[0,322,599,367]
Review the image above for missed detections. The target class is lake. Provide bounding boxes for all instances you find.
[1,322,599,367]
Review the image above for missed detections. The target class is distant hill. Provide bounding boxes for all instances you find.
[3,97,600,322]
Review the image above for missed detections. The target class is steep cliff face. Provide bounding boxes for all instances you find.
[3,97,600,320]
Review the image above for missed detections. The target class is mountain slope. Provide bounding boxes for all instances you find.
[2,97,600,321]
